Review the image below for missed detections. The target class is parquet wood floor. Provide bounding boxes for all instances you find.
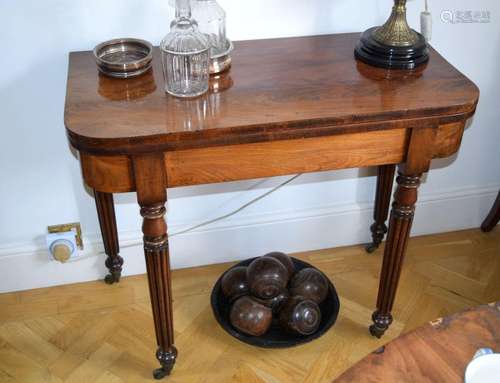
[1,228,499,382]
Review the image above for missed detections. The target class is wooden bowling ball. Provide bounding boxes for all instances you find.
[289,267,329,304]
[229,296,272,336]
[279,296,322,335]
[221,266,249,302]
[265,252,295,276]
[246,256,288,299]
[254,291,289,314]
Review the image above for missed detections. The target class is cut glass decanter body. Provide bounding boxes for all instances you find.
[192,0,233,74]
[192,0,228,57]
[161,0,210,98]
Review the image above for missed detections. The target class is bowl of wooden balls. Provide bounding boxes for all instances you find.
[211,252,340,348]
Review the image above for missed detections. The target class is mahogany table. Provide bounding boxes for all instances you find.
[64,33,479,379]
[334,302,500,382]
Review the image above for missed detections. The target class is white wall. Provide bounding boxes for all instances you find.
[0,0,499,292]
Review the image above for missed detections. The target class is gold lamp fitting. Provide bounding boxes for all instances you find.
[354,0,429,70]
[373,0,419,46]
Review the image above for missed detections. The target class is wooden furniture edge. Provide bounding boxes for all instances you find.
[67,108,477,155]
[79,117,471,193]
[334,302,500,382]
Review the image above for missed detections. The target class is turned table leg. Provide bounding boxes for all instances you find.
[366,164,396,253]
[370,171,421,338]
[141,202,177,379]
[133,155,177,379]
[94,191,123,284]
[481,191,500,232]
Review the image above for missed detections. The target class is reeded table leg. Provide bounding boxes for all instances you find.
[366,165,396,253]
[370,171,421,338]
[133,154,177,379]
[481,191,500,232]
[141,203,177,379]
[94,191,123,284]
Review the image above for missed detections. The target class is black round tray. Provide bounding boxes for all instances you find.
[211,257,340,348]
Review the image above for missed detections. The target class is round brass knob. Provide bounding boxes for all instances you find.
[50,241,73,263]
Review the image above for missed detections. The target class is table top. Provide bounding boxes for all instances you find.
[334,302,500,383]
[65,33,479,155]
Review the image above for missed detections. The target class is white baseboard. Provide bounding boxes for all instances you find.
[1,184,498,293]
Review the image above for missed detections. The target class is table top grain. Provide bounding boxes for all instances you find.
[334,303,500,383]
[65,33,479,154]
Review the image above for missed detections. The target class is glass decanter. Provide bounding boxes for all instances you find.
[161,0,210,98]
[192,0,233,73]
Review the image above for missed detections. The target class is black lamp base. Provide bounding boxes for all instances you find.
[355,27,429,70]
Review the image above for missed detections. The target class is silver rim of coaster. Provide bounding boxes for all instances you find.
[210,39,234,75]
[94,38,153,79]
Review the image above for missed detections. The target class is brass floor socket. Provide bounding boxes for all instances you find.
[47,222,83,249]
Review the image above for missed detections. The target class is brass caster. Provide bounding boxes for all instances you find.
[365,242,380,254]
[369,324,385,339]
[153,347,177,379]
[104,272,121,285]
[153,368,170,380]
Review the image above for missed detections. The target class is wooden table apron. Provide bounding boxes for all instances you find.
[64,33,479,378]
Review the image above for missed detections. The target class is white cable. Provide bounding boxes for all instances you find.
[169,174,302,237]
[421,0,432,42]
[67,173,302,262]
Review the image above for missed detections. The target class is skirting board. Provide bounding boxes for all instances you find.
[0,184,498,293]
